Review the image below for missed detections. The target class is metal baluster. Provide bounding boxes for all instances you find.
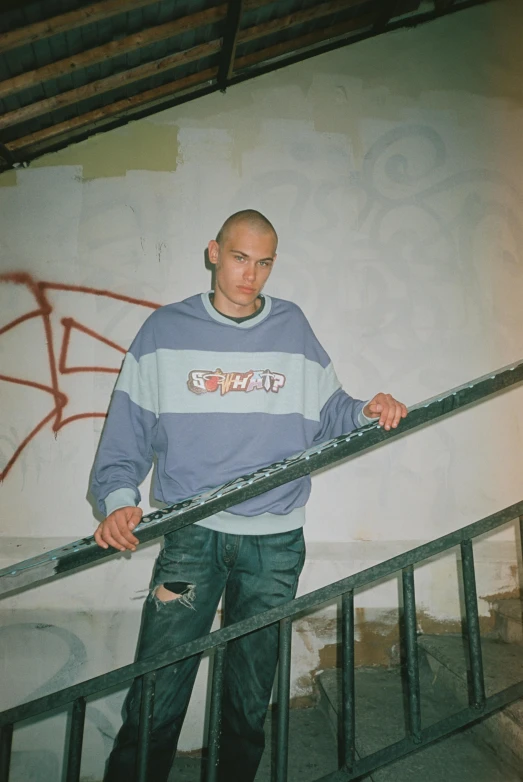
[341,591,355,768]
[275,617,292,782]
[402,566,421,742]
[0,724,13,782]
[460,540,485,709]
[206,644,226,782]
[65,697,86,782]
[136,672,156,782]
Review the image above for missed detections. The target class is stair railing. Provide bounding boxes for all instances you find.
[1,359,523,781]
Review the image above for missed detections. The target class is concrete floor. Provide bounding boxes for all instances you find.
[167,651,523,782]
[319,659,523,782]
[168,706,338,781]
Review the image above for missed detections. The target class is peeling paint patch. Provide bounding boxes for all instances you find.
[481,587,521,602]
[30,122,180,180]
[0,170,17,187]
[296,604,498,683]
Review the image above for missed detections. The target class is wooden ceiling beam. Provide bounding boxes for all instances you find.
[237,0,368,45]
[7,68,218,155]
[0,4,228,101]
[0,0,277,101]
[0,40,221,131]
[217,0,244,90]
[234,12,375,71]
[0,0,367,129]
[0,0,165,54]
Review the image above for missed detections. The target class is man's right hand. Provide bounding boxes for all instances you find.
[94,506,143,552]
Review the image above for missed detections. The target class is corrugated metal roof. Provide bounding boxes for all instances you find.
[0,0,493,172]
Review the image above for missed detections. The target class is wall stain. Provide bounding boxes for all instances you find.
[29,122,180,181]
[0,169,17,188]
[294,597,505,704]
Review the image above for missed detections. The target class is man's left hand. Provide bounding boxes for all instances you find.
[363,393,408,431]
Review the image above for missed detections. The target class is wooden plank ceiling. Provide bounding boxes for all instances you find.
[0,0,490,172]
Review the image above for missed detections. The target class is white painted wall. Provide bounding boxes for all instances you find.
[1,2,523,779]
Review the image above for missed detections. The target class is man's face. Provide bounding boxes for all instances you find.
[208,224,277,317]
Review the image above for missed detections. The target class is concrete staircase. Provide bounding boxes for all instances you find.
[317,597,523,781]
[490,598,523,645]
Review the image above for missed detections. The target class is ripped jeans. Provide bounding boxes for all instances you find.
[104,523,306,782]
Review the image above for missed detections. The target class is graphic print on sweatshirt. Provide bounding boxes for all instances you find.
[187,368,286,395]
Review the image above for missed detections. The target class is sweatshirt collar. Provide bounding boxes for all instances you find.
[201,291,272,328]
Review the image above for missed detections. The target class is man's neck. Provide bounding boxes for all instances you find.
[211,293,260,318]
[210,293,264,323]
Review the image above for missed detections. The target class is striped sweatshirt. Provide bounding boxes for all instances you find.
[90,292,370,535]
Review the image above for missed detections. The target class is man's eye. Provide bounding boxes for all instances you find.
[235,256,244,262]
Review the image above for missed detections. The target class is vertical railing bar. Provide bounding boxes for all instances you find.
[341,590,355,768]
[0,724,13,782]
[402,566,422,743]
[205,643,227,782]
[460,539,486,709]
[275,617,292,782]
[135,671,156,782]
[65,697,86,782]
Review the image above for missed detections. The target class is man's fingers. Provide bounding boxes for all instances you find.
[368,395,408,431]
[381,405,396,430]
[93,508,141,551]
[114,510,140,545]
[94,526,108,549]
[106,524,134,551]
[127,508,143,532]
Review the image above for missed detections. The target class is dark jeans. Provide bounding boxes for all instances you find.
[104,524,306,782]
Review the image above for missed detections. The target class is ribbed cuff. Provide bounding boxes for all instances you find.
[104,487,137,517]
[357,403,376,427]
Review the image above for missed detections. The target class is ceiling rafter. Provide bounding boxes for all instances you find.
[0,0,368,128]
[0,0,496,172]
[8,68,218,155]
[0,4,228,101]
[0,0,164,55]
[235,12,375,71]
[0,0,280,102]
[238,0,367,46]
[4,7,376,157]
[0,40,222,131]
[217,0,244,91]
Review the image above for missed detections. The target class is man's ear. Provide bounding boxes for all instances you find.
[208,240,219,265]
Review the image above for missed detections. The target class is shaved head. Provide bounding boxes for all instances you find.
[216,210,277,247]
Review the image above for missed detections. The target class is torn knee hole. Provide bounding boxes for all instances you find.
[154,584,181,602]
[153,582,196,609]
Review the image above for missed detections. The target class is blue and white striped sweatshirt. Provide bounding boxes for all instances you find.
[90,292,370,535]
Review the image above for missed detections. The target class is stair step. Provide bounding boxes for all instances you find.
[317,660,521,781]
[419,634,523,772]
[491,598,523,644]
[168,706,338,782]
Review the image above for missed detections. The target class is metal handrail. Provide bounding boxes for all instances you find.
[1,360,523,781]
[2,358,523,597]
[1,501,522,781]
[1,499,521,728]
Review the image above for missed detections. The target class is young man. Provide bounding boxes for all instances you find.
[91,210,407,781]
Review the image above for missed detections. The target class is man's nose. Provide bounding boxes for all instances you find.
[243,264,256,281]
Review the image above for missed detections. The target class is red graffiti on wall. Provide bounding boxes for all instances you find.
[0,272,160,480]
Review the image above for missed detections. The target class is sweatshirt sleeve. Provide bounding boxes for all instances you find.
[296,308,370,443]
[90,320,159,517]
[313,386,369,445]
